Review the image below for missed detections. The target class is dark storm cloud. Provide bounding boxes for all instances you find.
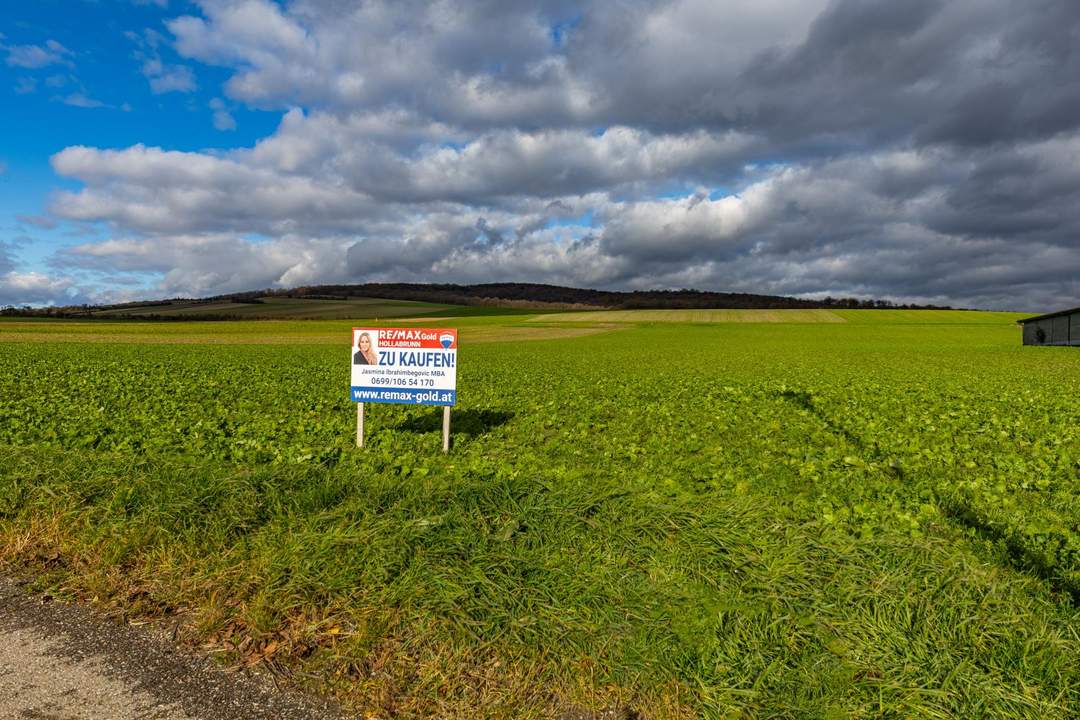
[738,0,1080,151]
[34,0,1080,310]
[925,140,1080,244]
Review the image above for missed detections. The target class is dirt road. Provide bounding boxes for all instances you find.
[0,576,350,720]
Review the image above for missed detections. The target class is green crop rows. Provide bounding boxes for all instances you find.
[1,313,1079,718]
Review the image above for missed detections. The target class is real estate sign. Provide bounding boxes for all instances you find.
[350,327,457,406]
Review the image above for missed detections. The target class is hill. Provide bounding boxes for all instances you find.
[1,282,952,320]
[254,282,950,310]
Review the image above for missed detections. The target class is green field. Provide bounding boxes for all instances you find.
[2,309,1078,719]
[534,308,849,323]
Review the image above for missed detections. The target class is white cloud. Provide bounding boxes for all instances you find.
[144,61,196,94]
[125,28,166,50]
[49,110,758,218]
[59,93,107,108]
[168,0,590,124]
[0,271,78,306]
[210,98,236,130]
[63,234,350,296]
[213,110,236,130]
[50,143,387,235]
[49,130,1080,310]
[16,214,58,230]
[4,39,73,69]
[129,28,196,94]
[265,112,753,201]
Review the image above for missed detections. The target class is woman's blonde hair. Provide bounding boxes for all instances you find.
[357,331,377,363]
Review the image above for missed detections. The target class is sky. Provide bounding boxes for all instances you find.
[2,0,1080,311]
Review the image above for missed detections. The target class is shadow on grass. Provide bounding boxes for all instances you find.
[938,497,1080,605]
[393,408,515,437]
[777,388,1080,605]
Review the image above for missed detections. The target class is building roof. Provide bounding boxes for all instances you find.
[1017,306,1080,324]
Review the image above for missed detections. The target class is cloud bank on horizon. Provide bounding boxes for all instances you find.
[4,0,1080,310]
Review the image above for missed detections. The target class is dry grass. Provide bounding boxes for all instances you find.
[392,317,456,323]
[461,324,617,343]
[0,463,689,720]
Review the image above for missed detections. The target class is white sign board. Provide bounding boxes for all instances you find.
[350,327,457,406]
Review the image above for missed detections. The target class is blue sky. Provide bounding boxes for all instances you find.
[1,0,281,297]
[2,0,1080,310]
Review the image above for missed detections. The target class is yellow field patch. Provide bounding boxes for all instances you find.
[461,324,616,343]
[533,308,847,324]
[391,317,455,323]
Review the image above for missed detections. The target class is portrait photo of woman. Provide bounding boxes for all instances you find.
[353,331,379,365]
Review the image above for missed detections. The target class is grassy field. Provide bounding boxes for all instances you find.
[534,308,1028,325]
[1,309,1078,719]
[535,308,848,323]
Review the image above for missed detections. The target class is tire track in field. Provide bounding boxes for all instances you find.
[776,388,1080,604]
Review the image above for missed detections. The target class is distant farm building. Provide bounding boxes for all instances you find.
[1019,307,1080,346]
